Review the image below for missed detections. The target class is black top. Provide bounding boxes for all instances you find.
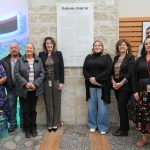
[83,52,112,103]
[39,51,64,83]
[83,53,112,87]
[132,56,150,93]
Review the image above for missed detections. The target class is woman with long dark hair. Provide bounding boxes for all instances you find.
[39,37,64,132]
[132,35,150,147]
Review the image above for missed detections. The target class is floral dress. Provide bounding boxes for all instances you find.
[134,92,150,135]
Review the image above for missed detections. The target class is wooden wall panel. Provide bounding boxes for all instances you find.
[119,17,150,56]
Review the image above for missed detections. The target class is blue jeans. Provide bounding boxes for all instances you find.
[7,88,22,126]
[88,88,109,132]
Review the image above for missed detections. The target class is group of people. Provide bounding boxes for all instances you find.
[0,33,149,147]
[0,37,64,138]
[83,33,150,147]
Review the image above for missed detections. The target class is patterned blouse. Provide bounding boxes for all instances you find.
[0,63,7,109]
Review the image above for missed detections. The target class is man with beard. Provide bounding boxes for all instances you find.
[1,43,22,133]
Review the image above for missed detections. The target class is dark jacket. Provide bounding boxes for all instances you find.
[83,53,112,104]
[132,56,150,93]
[39,51,64,83]
[14,55,45,98]
[112,53,135,91]
[0,54,21,89]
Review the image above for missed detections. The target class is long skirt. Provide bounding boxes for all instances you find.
[133,92,150,135]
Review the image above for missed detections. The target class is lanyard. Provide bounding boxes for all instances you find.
[146,59,150,78]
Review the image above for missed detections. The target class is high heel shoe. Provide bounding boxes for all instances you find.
[53,126,58,132]
[48,127,53,133]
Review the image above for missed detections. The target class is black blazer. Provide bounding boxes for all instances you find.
[39,51,64,83]
[112,53,135,89]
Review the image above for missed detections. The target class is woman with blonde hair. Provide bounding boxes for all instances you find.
[83,40,112,134]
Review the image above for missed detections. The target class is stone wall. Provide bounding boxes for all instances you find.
[28,0,119,125]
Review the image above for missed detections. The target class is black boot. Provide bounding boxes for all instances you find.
[25,129,31,138]
[31,128,38,137]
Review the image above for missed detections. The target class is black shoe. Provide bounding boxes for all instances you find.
[25,129,31,138]
[112,129,120,134]
[31,128,38,137]
[48,128,53,133]
[53,127,58,132]
[112,130,128,136]
[8,125,18,133]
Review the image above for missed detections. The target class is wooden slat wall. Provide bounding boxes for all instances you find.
[119,17,150,56]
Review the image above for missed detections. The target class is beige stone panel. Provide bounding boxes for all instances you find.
[109,9,119,20]
[99,27,119,36]
[61,96,76,125]
[99,20,118,27]
[29,6,56,13]
[98,5,118,12]
[36,94,46,125]
[76,86,85,97]
[64,77,77,86]
[48,27,57,37]
[76,105,87,125]
[28,38,39,46]
[75,97,87,107]
[94,26,99,37]
[75,76,84,85]
[108,35,119,54]
[28,13,39,24]
[94,11,109,21]
[70,68,81,76]
[61,107,76,125]
[63,80,76,96]
[75,97,87,125]
[39,13,56,24]
[79,67,84,76]
[39,0,56,6]
[64,68,71,76]
[30,0,55,6]
[29,25,48,37]
[29,0,36,6]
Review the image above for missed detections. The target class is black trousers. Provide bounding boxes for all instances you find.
[20,91,38,130]
[114,88,131,132]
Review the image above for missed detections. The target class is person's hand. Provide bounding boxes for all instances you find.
[89,77,97,85]
[114,82,123,90]
[26,82,36,90]
[30,83,36,90]
[25,82,32,89]
[58,83,64,90]
[134,92,140,102]
[112,80,117,89]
